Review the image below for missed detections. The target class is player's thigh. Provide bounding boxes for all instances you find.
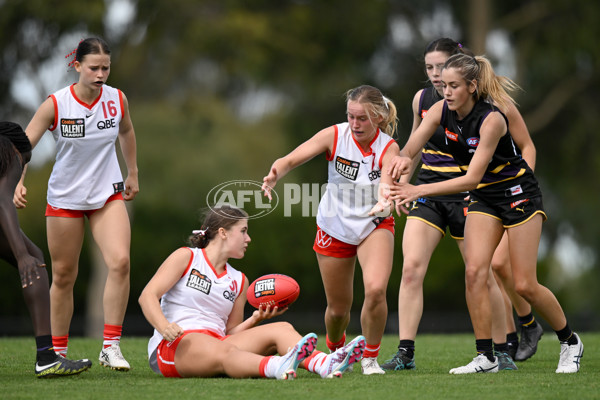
[316,253,355,307]
[402,218,444,268]
[506,214,543,284]
[174,333,233,377]
[463,213,504,271]
[89,200,131,264]
[46,216,85,268]
[357,228,394,292]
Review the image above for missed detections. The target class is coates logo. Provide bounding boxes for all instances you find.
[445,128,458,142]
[467,137,480,147]
[206,180,278,220]
[510,199,529,208]
[421,110,428,119]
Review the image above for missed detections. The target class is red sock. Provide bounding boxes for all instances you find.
[259,356,272,377]
[326,333,346,352]
[52,335,69,357]
[103,324,123,349]
[302,350,326,373]
[363,343,380,358]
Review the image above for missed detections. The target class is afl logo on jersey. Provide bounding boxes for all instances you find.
[467,137,480,147]
[60,118,85,138]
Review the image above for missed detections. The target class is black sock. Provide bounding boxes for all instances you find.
[476,339,494,362]
[518,313,537,328]
[494,342,508,353]
[399,340,415,357]
[555,323,577,344]
[507,331,518,346]
[35,335,58,365]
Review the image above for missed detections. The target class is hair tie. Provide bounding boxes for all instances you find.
[458,43,463,48]
[192,229,207,236]
[382,96,390,110]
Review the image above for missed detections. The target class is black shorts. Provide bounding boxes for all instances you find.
[407,197,468,239]
[467,196,547,228]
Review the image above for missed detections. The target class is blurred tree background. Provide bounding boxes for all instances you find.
[1,0,598,337]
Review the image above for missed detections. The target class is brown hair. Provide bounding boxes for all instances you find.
[188,205,249,248]
[66,37,111,68]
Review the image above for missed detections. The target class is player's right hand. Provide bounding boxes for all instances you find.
[161,322,184,342]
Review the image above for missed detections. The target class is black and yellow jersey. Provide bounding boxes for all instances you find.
[440,99,541,203]
[414,87,465,201]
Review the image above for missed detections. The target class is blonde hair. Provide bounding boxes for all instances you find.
[345,85,398,137]
[444,54,521,111]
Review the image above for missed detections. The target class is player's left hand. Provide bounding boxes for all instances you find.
[253,303,287,322]
[261,167,278,201]
[123,174,139,201]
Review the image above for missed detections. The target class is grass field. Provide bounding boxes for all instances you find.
[0,332,597,400]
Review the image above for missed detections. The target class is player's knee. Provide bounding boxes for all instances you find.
[364,285,386,305]
[513,281,536,302]
[401,262,426,286]
[50,263,77,287]
[464,264,486,289]
[272,321,295,334]
[327,307,350,322]
[106,253,130,276]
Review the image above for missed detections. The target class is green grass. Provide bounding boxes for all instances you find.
[0,333,597,400]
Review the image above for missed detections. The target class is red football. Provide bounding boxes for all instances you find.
[247,274,300,309]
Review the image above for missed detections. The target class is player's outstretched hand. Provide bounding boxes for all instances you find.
[262,167,278,201]
[368,199,392,217]
[390,181,421,206]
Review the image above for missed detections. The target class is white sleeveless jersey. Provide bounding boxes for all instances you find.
[316,123,395,245]
[47,84,124,209]
[147,247,245,358]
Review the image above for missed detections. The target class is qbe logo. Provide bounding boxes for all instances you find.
[206,180,278,220]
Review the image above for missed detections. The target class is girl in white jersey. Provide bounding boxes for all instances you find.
[139,205,366,379]
[14,37,139,371]
[262,85,400,375]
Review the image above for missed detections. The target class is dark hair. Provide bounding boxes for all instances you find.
[188,205,249,248]
[0,122,32,176]
[423,37,473,58]
[424,37,459,57]
[345,85,398,137]
[67,37,111,68]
